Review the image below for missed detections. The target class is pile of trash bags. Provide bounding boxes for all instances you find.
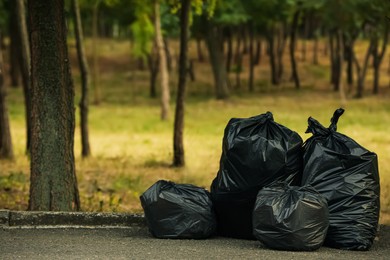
[140,109,380,251]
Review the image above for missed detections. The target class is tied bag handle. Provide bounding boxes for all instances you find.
[329,108,344,132]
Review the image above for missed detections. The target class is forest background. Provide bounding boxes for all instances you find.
[0,0,390,223]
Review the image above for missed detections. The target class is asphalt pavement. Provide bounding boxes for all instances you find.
[1,225,390,259]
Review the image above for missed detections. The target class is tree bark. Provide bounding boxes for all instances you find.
[254,39,262,65]
[92,1,101,105]
[28,0,80,211]
[15,0,32,155]
[206,23,229,99]
[290,9,300,89]
[154,0,170,120]
[354,39,374,98]
[372,26,388,95]
[196,37,204,62]
[173,0,191,167]
[267,31,279,85]
[0,30,14,160]
[147,52,159,98]
[9,1,20,88]
[72,0,91,158]
[225,28,233,73]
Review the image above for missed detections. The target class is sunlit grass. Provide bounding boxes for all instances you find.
[1,38,390,224]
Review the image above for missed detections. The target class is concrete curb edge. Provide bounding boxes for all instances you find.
[0,210,146,228]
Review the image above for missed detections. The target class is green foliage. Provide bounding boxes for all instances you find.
[130,1,154,58]
[0,0,9,29]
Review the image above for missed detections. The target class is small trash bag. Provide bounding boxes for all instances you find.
[211,112,303,239]
[252,184,329,251]
[302,108,380,250]
[140,180,216,239]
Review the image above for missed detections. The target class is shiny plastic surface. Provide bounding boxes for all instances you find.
[302,108,380,250]
[140,180,216,239]
[211,112,303,239]
[252,184,329,251]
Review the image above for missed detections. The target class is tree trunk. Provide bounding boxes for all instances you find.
[234,30,242,64]
[290,10,300,89]
[196,37,204,62]
[372,26,388,95]
[225,28,233,73]
[154,0,170,121]
[173,0,191,167]
[164,38,172,71]
[28,0,80,211]
[267,32,279,85]
[301,15,309,62]
[72,0,91,158]
[206,23,229,99]
[354,39,374,98]
[147,53,159,98]
[276,25,287,83]
[254,39,262,65]
[248,24,255,92]
[15,0,32,155]
[9,1,20,88]
[0,30,14,160]
[92,2,101,105]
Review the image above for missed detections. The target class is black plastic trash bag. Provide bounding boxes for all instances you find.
[140,180,216,239]
[302,108,380,250]
[252,184,329,251]
[211,112,303,239]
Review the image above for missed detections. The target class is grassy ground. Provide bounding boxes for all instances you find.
[1,38,390,223]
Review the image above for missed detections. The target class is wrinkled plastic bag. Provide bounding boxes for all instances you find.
[252,184,329,251]
[140,180,216,239]
[211,112,303,239]
[302,108,380,250]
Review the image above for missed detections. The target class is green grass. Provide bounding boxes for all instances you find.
[1,38,390,223]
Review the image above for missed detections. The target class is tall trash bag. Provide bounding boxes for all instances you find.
[252,184,329,251]
[140,180,216,239]
[302,108,380,250]
[211,112,303,239]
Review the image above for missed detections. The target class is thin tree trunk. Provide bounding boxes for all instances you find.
[276,25,287,83]
[164,38,172,71]
[0,30,14,160]
[154,0,170,120]
[15,0,32,155]
[28,0,80,211]
[147,52,159,98]
[196,37,204,62]
[354,39,374,98]
[372,26,388,94]
[226,28,233,73]
[92,1,101,105]
[267,31,278,85]
[290,9,300,89]
[254,39,262,65]
[72,0,91,157]
[173,0,191,167]
[301,15,309,61]
[206,23,229,99]
[9,2,20,88]
[234,30,242,64]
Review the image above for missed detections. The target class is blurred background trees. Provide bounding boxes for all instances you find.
[0,0,389,211]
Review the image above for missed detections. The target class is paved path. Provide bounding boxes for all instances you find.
[1,226,389,259]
